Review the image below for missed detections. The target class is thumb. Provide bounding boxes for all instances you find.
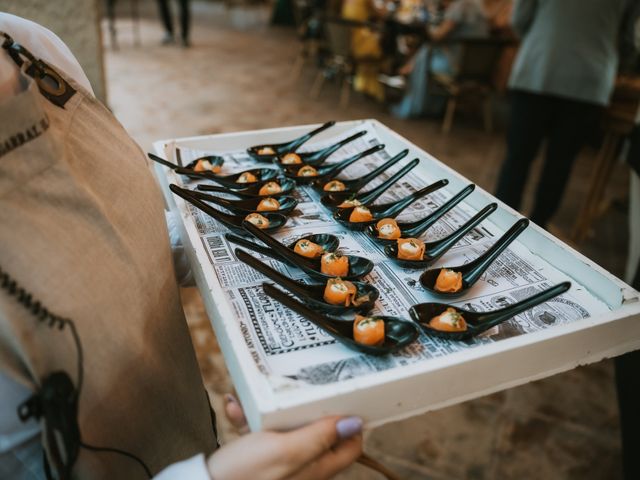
[278,416,363,467]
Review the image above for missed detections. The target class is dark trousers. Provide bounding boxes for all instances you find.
[157,0,190,41]
[494,90,601,227]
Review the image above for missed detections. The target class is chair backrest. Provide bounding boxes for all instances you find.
[324,19,354,59]
[456,38,513,83]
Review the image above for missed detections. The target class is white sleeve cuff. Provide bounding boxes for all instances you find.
[153,453,210,480]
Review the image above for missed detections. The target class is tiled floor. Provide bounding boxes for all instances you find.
[104,4,629,478]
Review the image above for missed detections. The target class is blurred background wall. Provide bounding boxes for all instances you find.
[0,0,107,102]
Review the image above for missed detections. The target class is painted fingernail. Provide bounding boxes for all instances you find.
[224,393,237,404]
[336,416,363,440]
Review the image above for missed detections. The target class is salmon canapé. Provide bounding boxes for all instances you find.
[236,171,258,184]
[353,315,385,346]
[376,218,401,240]
[193,159,221,173]
[245,213,270,229]
[281,153,302,165]
[297,165,318,177]
[428,307,467,332]
[349,206,373,223]
[397,238,425,260]
[320,252,349,276]
[323,180,346,192]
[257,147,275,155]
[294,239,324,259]
[338,199,362,208]
[258,181,282,196]
[256,198,281,212]
[434,269,463,293]
[323,278,357,306]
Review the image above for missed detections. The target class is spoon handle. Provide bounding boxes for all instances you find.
[315,130,367,159]
[476,282,572,329]
[242,220,316,269]
[425,203,497,259]
[234,248,312,298]
[226,234,285,261]
[356,148,407,185]
[464,218,529,285]
[360,158,419,205]
[169,184,234,222]
[329,143,386,176]
[186,189,234,208]
[147,152,178,170]
[288,121,336,151]
[384,179,449,218]
[406,184,475,236]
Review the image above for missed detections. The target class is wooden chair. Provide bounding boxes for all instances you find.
[429,37,513,133]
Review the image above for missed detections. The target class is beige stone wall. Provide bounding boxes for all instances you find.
[0,0,106,102]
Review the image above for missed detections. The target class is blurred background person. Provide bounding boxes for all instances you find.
[493,0,629,229]
[157,0,191,47]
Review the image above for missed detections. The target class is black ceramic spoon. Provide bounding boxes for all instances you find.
[283,144,385,185]
[173,167,279,189]
[197,178,296,197]
[247,121,336,162]
[236,249,379,314]
[410,281,571,341]
[321,157,419,211]
[185,190,298,215]
[420,218,530,297]
[365,184,476,245]
[169,184,287,234]
[275,130,367,166]
[263,283,419,355]
[333,179,449,231]
[147,152,225,173]
[383,203,498,269]
[242,220,374,280]
[225,232,339,265]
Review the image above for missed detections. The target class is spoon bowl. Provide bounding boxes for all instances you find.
[274,130,367,167]
[333,179,449,231]
[264,283,419,355]
[383,203,498,268]
[185,190,298,215]
[148,152,224,174]
[409,282,571,340]
[173,167,279,189]
[170,184,287,234]
[364,184,476,245]
[236,249,378,314]
[247,121,336,162]
[242,220,374,280]
[420,218,530,297]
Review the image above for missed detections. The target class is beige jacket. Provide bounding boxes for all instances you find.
[0,34,215,478]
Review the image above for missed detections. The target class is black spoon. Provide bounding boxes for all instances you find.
[236,249,379,314]
[225,232,339,265]
[247,121,336,162]
[185,190,298,215]
[283,144,385,185]
[197,179,296,197]
[275,130,367,166]
[242,220,374,280]
[409,282,571,341]
[320,157,418,211]
[333,179,449,231]
[365,184,476,245]
[173,167,279,189]
[420,218,530,297]
[383,203,498,269]
[169,184,287,234]
[264,283,419,355]
[147,151,225,173]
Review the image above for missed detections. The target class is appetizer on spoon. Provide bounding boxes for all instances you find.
[283,144,385,185]
[321,157,418,211]
[236,249,378,314]
[242,220,374,280]
[409,282,571,341]
[170,184,287,234]
[365,184,476,244]
[383,203,497,269]
[185,189,298,216]
[420,218,529,296]
[333,180,449,231]
[226,232,339,264]
[263,283,419,355]
[275,130,367,167]
[247,121,335,162]
[147,151,224,174]
[197,179,296,197]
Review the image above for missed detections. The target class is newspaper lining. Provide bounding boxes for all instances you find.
[170,123,610,390]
